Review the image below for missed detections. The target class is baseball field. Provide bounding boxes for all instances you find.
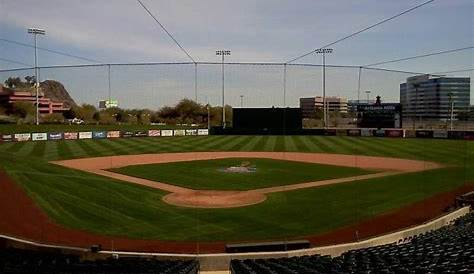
[0,134,473,253]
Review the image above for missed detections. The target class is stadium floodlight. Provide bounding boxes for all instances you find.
[216,50,231,128]
[315,48,333,128]
[28,27,46,125]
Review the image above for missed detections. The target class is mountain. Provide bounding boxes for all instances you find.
[40,80,77,108]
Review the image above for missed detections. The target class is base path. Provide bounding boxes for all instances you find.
[52,152,442,208]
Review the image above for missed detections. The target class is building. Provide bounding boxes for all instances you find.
[400,75,470,121]
[0,85,69,114]
[299,96,348,118]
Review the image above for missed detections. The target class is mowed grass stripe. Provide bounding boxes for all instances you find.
[56,141,75,160]
[199,135,235,151]
[308,136,336,153]
[283,136,299,152]
[14,141,37,156]
[264,136,278,151]
[42,141,60,160]
[251,136,269,151]
[274,136,286,151]
[335,137,397,157]
[5,141,27,153]
[28,141,48,158]
[293,136,314,152]
[240,135,263,151]
[75,140,104,158]
[221,136,252,151]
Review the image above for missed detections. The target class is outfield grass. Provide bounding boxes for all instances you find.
[110,158,373,190]
[0,135,472,241]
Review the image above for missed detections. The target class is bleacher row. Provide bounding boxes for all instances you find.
[231,212,474,274]
[0,248,199,274]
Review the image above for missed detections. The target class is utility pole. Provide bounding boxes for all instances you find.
[28,27,46,125]
[216,50,231,128]
[240,95,244,108]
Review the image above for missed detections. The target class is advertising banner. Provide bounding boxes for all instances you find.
[48,132,64,140]
[134,131,148,137]
[107,131,121,138]
[448,131,464,140]
[385,129,404,138]
[347,129,360,137]
[160,129,173,137]
[464,131,474,140]
[2,134,13,142]
[433,130,448,139]
[360,129,373,137]
[173,129,186,136]
[78,132,93,139]
[197,129,209,136]
[14,133,31,142]
[416,130,433,138]
[148,130,161,137]
[32,133,48,141]
[185,129,198,136]
[92,131,107,139]
[374,129,385,137]
[121,131,134,138]
[64,132,78,140]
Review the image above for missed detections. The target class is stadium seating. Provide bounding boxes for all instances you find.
[0,248,199,274]
[231,212,474,274]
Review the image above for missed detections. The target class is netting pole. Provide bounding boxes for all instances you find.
[357,66,362,103]
[107,64,111,103]
[283,64,287,106]
[194,63,198,102]
[221,55,225,128]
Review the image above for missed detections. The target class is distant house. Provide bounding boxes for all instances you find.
[0,84,69,114]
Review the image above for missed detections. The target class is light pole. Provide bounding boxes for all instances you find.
[28,27,46,125]
[365,90,371,104]
[315,48,333,128]
[216,50,231,128]
[448,92,454,130]
[413,83,419,129]
[240,95,244,108]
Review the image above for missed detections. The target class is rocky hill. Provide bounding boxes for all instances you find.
[40,80,77,108]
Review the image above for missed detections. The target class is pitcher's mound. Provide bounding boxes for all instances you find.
[163,190,266,208]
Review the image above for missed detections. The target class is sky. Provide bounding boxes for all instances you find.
[0,0,472,107]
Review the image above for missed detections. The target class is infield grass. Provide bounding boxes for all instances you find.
[0,135,472,241]
[109,158,373,190]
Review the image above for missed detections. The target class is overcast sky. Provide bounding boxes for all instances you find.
[0,0,472,107]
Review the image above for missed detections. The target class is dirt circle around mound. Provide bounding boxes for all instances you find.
[163,190,267,208]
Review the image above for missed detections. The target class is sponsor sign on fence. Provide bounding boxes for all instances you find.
[347,129,360,137]
[197,129,209,136]
[78,132,93,139]
[161,130,173,137]
[374,129,385,137]
[32,133,48,141]
[385,129,404,138]
[121,131,134,138]
[92,131,107,139]
[416,130,434,138]
[148,130,161,137]
[433,130,448,139]
[361,129,373,137]
[185,129,198,136]
[173,129,186,136]
[1,134,13,142]
[107,131,120,138]
[134,131,148,137]
[14,133,31,142]
[64,132,78,140]
[48,132,64,140]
